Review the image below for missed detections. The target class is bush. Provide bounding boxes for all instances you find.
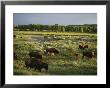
[14,60,26,69]
[13,42,41,60]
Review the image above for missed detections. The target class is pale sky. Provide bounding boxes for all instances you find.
[13,13,97,25]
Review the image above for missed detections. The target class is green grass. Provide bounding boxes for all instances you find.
[13,31,97,75]
[14,58,97,75]
[48,60,97,75]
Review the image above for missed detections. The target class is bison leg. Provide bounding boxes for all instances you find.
[35,66,41,72]
[82,55,84,59]
[43,63,48,71]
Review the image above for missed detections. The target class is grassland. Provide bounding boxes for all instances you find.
[14,31,97,75]
[14,31,97,36]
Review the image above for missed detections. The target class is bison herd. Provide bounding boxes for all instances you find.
[78,44,95,59]
[25,48,59,72]
[14,44,96,72]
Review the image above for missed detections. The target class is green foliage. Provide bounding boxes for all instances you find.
[14,24,97,33]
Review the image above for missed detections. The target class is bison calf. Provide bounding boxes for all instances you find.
[82,51,94,59]
[83,45,88,49]
[79,45,84,50]
[79,45,88,50]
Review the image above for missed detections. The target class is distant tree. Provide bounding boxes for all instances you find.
[14,24,97,33]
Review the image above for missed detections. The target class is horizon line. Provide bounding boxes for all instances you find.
[14,23,97,26]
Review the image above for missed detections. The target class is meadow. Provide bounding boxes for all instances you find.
[14,31,97,75]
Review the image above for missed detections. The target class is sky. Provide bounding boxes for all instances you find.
[13,13,97,25]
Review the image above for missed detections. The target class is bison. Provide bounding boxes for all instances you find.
[25,59,48,72]
[83,45,88,49]
[14,52,17,59]
[74,53,79,60]
[82,51,94,59]
[79,45,84,50]
[29,51,42,59]
[45,48,59,55]
[13,35,16,38]
[79,44,88,50]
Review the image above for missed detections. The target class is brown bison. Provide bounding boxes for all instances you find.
[74,53,79,60]
[14,52,17,59]
[45,48,59,55]
[13,35,16,38]
[25,59,48,72]
[79,44,88,50]
[29,51,42,59]
[82,51,94,59]
[83,45,88,49]
[79,45,84,50]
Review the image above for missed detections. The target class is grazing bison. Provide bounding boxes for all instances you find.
[82,51,94,59]
[13,35,16,38]
[25,59,48,72]
[79,44,88,50]
[84,45,88,49]
[14,52,17,59]
[46,48,59,55]
[29,51,42,59]
[74,53,79,60]
[79,45,84,50]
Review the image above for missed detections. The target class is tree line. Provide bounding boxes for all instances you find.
[14,24,97,33]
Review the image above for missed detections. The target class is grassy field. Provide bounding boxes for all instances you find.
[14,31,97,36]
[14,31,97,75]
